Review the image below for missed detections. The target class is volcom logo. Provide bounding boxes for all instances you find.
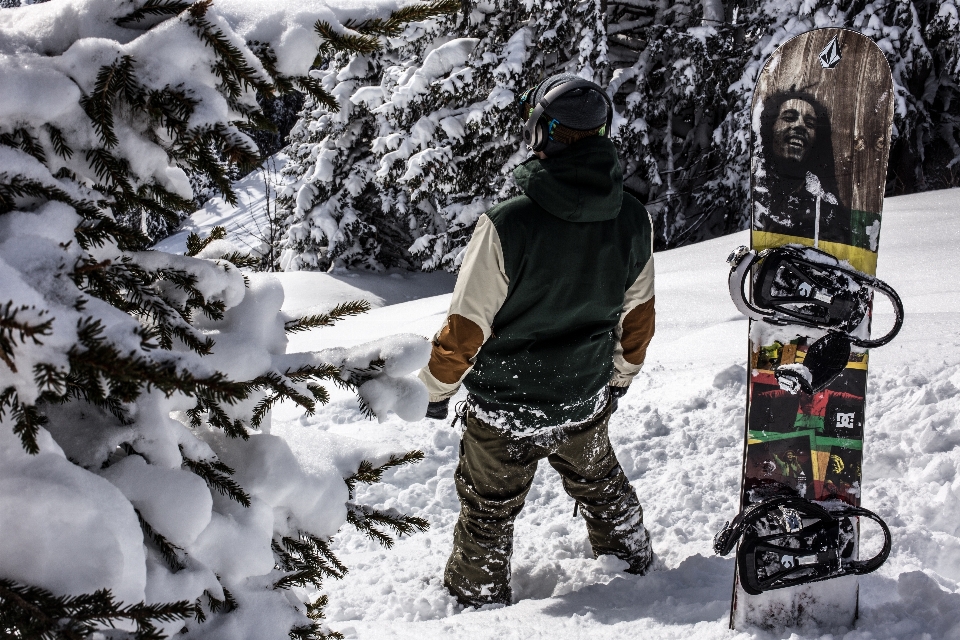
[781,555,796,568]
[836,412,855,429]
[820,36,842,69]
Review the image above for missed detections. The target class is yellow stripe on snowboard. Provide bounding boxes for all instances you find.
[752,230,878,275]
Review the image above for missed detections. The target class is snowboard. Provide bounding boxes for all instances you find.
[730,28,894,630]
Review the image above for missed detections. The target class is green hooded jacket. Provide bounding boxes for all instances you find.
[457,136,653,431]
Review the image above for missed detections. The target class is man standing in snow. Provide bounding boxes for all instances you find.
[418,73,655,608]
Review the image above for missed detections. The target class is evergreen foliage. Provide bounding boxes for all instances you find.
[344,452,430,548]
[276,0,463,272]
[277,0,960,268]
[0,578,196,640]
[1,0,436,638]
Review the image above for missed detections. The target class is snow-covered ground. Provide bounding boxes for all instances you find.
[260,188,957,638]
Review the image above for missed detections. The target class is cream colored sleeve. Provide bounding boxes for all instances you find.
[418,214,510,402]
[610,255,655,387]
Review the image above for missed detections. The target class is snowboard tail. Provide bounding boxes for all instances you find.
[731,27,894,630]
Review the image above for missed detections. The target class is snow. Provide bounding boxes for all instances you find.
[262,187,960,639]
[101,454,213,548]
[0,426,147,605]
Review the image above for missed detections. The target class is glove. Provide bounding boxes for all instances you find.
[609,386,629,399]
[425,399,449,420]
[609,385,628,412]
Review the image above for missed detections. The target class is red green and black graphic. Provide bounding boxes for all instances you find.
[731,27,894,629]
[744,345,866,507]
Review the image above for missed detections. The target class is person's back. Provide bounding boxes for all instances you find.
[466,136,652,432]
[418,73,656,608]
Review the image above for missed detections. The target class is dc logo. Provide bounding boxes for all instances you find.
[781,555,796,568]
[836,412,855,429]
[798,283,812,297]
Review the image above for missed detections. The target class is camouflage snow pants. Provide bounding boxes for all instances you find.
[444,400,652,608]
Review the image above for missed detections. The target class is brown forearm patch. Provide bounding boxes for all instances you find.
[428,314,486,384]
[621,296,655,365]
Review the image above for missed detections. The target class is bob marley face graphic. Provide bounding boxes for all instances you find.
[758,89,835,182]
[755,88,851,245]
[771,99,818,165]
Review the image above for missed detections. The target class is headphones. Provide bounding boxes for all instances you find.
[517,78,613,152]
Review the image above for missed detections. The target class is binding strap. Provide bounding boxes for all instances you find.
[714,495,891,595]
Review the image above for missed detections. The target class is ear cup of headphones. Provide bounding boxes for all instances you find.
[528,119,544,151]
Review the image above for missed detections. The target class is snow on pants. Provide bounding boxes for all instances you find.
[444,401,652,607]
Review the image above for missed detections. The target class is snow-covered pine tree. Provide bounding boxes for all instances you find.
[603,0,752,248]
[278,0,959,267]
[379,1,614,270]
[276,0,462,272]
[277,0,613,272]
[609,0,960,246]
[0,1,439,637]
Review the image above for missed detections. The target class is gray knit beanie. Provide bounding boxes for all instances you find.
[531,72,609,155]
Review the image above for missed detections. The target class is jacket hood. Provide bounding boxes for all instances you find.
[512,136,623,222]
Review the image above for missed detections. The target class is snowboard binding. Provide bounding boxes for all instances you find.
[727,244,904,393]
[714,495,891,595]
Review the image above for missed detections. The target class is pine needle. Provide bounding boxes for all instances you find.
[284,300,371,333]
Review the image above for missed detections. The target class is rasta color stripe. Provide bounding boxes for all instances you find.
[752,230,878,275]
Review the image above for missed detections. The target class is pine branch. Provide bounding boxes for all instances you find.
[135,508,186,572]
[136,183,195,227]
[71,257,219,355]
[0,175,102,227]
[346,504,429,549]
[85,147,136,194]
[341,357,385,389]
[79,56,140,149]
[75,213,151,252]
[0,303,54,374]
[64,318,249,429]
[0,578,195,639]
[1,128,47,164]
[186,0,273,100]
[306,594,329,621]
[289,622,345,640]
[143,86,198,139]
[345,0,460,37]
[307,383,330,405]
[284,300,371,334]
[272,532,348,591]
[292,75,340,112]
[248,370,312,411]
[313,21,381,56]
[172,123,260,204]
[290,595,345,640]
[181,452,252,507]
[115,0,192,26]
[185,225,227,256]
[344,451,425,499]
[218,251,260,269]
[203,582,237,615]
[0,388,47,455]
